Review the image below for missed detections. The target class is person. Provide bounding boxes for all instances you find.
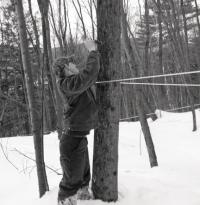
[53,40,100,205]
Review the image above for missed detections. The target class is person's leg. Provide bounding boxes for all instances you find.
[58,133,88,201]
[81,146,91,188]
[77,144,93,200]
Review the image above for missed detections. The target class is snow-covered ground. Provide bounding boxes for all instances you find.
[1,110,200,205]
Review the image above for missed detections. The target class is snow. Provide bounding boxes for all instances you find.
[1,110,200,205]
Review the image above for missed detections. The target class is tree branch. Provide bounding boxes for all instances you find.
[0,141,19,170]
[13,148,62,175]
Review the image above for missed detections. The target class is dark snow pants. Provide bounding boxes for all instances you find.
[58,132,90,200]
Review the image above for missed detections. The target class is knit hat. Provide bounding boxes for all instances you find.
[53,56,75,77]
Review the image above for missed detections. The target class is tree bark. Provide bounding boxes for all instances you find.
[92,0,122,201]
[15,0,49,197]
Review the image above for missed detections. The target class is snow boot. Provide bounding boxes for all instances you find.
[77,186,94,200]
[58,194,77,205]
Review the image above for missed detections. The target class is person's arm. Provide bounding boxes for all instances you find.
[57,50,100,96]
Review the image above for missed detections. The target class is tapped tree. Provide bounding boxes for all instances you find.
[92,0,122,202]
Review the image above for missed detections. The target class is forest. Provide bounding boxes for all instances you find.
[0,0,200,202]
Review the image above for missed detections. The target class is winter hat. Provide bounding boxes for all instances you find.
[53,56,75,77]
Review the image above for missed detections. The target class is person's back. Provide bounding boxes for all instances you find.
[53,40,100,205]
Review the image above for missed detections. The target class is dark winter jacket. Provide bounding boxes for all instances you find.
[57,51,100,131]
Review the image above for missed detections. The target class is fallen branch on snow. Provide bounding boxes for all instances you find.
[13,148,62,175]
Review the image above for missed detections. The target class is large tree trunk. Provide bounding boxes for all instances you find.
[121,11,158,168]
[15,0,49,197]
[92,0,122,201]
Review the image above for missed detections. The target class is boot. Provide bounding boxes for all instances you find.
[77,186,93,200]
[58,194,77,205]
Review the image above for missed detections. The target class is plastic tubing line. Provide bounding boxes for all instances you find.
[121,82,200,87]
[96,70,200,84]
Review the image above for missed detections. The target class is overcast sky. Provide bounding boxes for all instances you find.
[0,0,138,27]
[1,0,199,44]
[0,0,138,40]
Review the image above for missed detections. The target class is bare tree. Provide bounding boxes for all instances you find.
[14,0,49,197]
[72,0,87,38]
[152,0,197,131]
[156,0,167,108]
[121,11,158,168]
[194,0,200,67]
[194,0,200,37]
[123,4,157,121]
[81,0,97,39]
[49,0,68,55]
[27,0,51,132]
[37,0,58,131]
[37,0,64,137]
[180,0,197,131]
[144,0,150,76]
[143,0,158,118]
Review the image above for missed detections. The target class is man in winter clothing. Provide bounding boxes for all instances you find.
[53,40,100,205]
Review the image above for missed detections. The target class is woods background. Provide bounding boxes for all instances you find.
[0,0,200,200]
[1,0,200,137]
